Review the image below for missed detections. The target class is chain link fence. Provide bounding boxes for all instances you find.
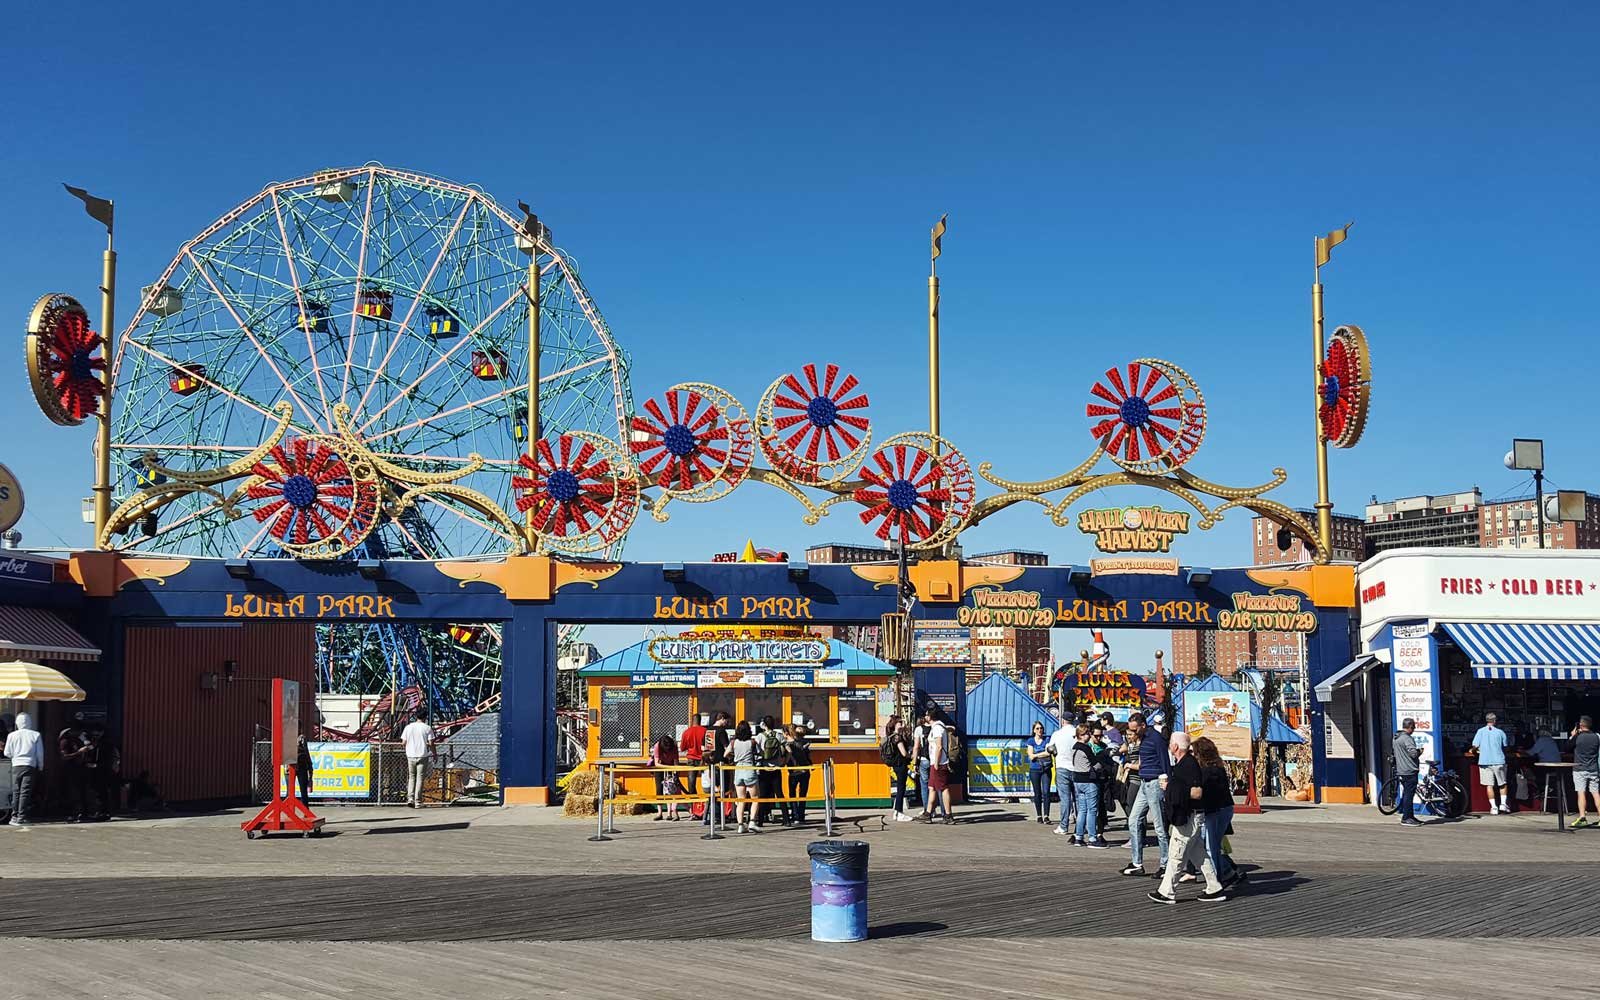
[252,737,500,806]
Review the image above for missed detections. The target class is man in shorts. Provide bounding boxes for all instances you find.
[1570,716,1600,828]
[926,711,956,824]
[1471,712,1510,814]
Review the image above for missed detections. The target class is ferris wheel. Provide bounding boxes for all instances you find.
[109,165,632,560]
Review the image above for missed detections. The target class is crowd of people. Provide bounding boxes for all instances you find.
[2,712,151,827]
[651,711,816,834]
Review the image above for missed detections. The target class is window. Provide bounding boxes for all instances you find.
[743,690,784,730]
[790,690,831,740]
[647,691,690,746]
[837,688,878,741]
[599,688,642,757]
[694,689,736,728]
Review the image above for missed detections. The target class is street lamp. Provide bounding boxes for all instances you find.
[1504,439,1546,549]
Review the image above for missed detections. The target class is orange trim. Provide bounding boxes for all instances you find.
[503,786,551,806]
[1319,785,1365,804]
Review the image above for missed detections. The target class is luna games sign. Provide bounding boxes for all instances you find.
[1061,670,1148,709]
[1077,506,1190,553]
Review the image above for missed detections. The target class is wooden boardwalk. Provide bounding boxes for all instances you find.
[2,864,1595,941]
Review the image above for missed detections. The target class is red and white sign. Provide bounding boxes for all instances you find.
[1393,638,1431,673]
[1397,691,1434,711]
[1359,550,1600,645]
[1395,673,1433,691]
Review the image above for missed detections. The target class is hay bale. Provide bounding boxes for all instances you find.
[563,793,599,817]
[613,795,651,816]
[565,768,601,798]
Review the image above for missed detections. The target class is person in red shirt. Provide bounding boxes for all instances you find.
[680,716,708,820]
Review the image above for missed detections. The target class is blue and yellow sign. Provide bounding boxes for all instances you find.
[280,742,372,799]
[966,738,1032,797]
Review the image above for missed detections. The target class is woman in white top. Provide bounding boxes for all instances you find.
[726,721,760,833]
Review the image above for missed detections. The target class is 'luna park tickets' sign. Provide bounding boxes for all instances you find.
[648,637,829,666]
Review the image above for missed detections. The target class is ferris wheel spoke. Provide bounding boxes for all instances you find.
[352,197,477,420]
[122,337,289,428]
[270,191,336,432]
[186,250,328,433]
[353,278,529,436]
[340,168,380,405]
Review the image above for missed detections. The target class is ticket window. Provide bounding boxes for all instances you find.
[790,690,831,741]
[647,691,690,747]
[599,688,642,757]
[837,688,878,742]
[694,691,736,728]
[744,690,784,730]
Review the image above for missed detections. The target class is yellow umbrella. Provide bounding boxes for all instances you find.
[0,661,86,701]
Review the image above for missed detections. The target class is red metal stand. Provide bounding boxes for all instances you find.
[242,678,324,839]
[1234,755,1263,815]
[242,765,325,839]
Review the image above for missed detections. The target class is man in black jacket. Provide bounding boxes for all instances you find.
[1149,732,1226,904]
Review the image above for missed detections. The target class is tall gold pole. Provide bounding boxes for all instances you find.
[928,267,940,444]
[93,231,116,546]
[1311,251,1332,556]
[528,254,541,449]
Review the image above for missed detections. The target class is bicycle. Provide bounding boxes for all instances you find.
[1377,759,1468,818]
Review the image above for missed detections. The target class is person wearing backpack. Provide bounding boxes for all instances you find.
[881,715,914,822]
[926,710,958,824]
[754,716,787,828]
[784,724,813,825]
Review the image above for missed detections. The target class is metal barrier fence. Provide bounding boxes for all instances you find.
[251,739,500,806]
[587,760,835,842]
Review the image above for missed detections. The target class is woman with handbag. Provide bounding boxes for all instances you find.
[881,716,914,823]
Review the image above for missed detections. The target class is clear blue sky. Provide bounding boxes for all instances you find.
[3,3,1594,664]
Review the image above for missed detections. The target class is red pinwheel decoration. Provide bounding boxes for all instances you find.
[1319,325,1372,449]
[246,438,358,547]
[630,388,731,493]
[26,294,106,426]
[513,433,638,547]
[760,363,871,482]
[1086,361,1187,471]
[854,437,974,546]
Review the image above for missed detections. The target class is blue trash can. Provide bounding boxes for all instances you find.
[807,840,868,942]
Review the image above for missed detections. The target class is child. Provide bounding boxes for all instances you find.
[649,734,682,821]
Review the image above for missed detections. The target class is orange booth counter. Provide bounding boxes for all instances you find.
[580,636,898,807]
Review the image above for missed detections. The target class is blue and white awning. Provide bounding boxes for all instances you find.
[1440,622,1600,680]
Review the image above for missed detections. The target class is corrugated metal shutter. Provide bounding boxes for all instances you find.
[123,623,317,803]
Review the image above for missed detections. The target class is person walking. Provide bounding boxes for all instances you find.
[4,713,43,827]
[1149,732,1227,904]
[881,715,915,823]
[1069,724,1110,848]
[1191,737,1240,886]
[926,710,957,823]
[1121,711,1171,877]
[1570,716,1600,828]
[295,735,315,806]
[1022,720,1052,824]
[785,724,812,825]
[1048,717,1077,836]
[1393,718,1424,827]
[400,708,433,808]
[1099,713,1127,825]
[1471,712,1511,814]
[726,721,760,833]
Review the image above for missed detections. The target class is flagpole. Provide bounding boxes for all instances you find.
[928,219,943,449]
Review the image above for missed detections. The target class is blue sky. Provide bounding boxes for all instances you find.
[2,3,1594,663]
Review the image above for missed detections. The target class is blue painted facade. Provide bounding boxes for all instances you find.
[964,672,1058,737]
[30,555,1356,801]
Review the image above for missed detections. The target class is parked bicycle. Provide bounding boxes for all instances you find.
[1377,759,1468,819]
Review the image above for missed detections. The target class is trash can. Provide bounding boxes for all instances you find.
[807,840,869,942]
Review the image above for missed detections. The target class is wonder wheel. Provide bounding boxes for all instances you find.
[109,165,632,559]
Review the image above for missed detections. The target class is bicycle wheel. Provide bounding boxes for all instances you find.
[1377,776,1401,815]
[1446,778,1469,818]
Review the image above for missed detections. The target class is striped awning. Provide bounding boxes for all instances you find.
[0,606,100,662]
[1440,622,1600,681]
[0,661,86,701]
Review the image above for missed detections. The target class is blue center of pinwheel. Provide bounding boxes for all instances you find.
[1321,375,1342,406]
[69,350,95,380]
[1119,396,1150,428]
[887,479,919,511]
[807,395,838,428]
[546,469,581,503]
[663,423,697,457]
[282,474,318,508]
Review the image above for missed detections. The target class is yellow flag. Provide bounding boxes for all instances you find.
[1315,221,1354,267]
[931,214,948,261]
